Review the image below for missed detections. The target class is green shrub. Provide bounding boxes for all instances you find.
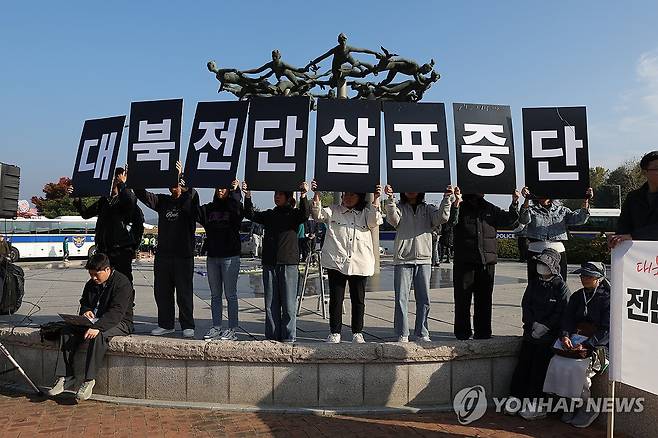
[496,236,611,264]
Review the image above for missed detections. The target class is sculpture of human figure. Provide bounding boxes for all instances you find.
[207,60,274,98]
[373,48,436,86]
[305,33,384,86]
[377,70,440,101]
[240,50,312,87]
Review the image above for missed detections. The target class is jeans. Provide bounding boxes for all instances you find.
[206,256,240,329]
[394,264,431,338]
[262,264,299,341]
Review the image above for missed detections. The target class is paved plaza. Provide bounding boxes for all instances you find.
[0,256,589,341]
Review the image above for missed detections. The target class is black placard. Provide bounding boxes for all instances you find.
[244,96,310,191]
[127,99,183,189]
[522,107,590,199]
[183,101,248,188]
[71,115,126,197]
[384,102,449,192]
[453,103,516,194]
[315,99,381,192]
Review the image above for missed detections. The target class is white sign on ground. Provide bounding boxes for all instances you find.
[611,240,658,396]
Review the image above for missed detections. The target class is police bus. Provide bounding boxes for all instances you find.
[0,216,97,262]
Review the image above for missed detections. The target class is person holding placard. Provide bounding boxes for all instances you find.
[311,181,383,344]
[383,185,454,343]
[518,187,592,283]
[196,180,243,341]
[133,162,200,339]
[243,182,310,343]
[449,188,520,340]
[543,261,610,428]
[71,167,142,283]
[609,150,658,248]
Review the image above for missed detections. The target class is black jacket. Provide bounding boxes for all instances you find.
[135,188,199,258]
[75,183,138,254]
[561,281,611,349]
[197,193,244,258]
[449,197,519,265]
[79,270,134,332]
[244,196,309,265]
[521,276,570,343]
[617,183,658,240]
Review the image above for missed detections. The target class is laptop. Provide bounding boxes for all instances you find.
[58,314,96,327]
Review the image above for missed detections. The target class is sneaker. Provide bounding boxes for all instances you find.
[561,410,578,424]
[47,376,76,396]
[326,333,341,343]
[182,329,195,338]
[151,327,175,336]
[418,335,431,342]
[219,328,237,341]
[519,405,547,421]
[203,327,223,341]
[397,336,409,343]
[352,333,365,343]
[75,379,95,401]
[571,407,600,428]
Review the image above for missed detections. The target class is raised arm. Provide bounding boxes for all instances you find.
[430,186,456,228]
[307,47,335,69]
[134,189,160,212]
[75,198,100,220]
[241,62,272,75]
[383,185,401,228]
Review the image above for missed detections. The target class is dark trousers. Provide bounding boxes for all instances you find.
[59,321,131,380]
[107,248,134,284]
[517,237,528,262]
[510,339,554,399]
[327,269,367,334]
[527,250,568,282]
[154,255,195,330]
[453,263,496,340]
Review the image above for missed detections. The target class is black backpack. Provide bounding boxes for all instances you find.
[0,258,25,314]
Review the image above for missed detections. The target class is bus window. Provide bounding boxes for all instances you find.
[1,221,14,234]
[60,222,87,234]
[50,221,62,234]
[33,221,52,234]
[12,221,32,234]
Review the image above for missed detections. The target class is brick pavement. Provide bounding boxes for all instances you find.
[0,389,614,438]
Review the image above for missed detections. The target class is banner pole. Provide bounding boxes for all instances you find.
[607,380,615,438]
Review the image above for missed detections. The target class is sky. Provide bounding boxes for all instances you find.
[2,1,658,210]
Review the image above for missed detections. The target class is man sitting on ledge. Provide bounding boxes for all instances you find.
[47,253,134,401]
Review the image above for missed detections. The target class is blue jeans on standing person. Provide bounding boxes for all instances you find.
[262,264,299,342]
[206,256,241,329]
[394,264,431,339]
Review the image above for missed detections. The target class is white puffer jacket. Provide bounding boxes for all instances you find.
[311,202,383,276]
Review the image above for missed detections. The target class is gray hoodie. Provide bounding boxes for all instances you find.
[385,195,454,264]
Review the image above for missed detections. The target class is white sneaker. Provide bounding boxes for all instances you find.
[75,379,95,401]
[47,376,76,396]
[220,328,237,341]
[418,336,431,342]
[182,329,195,338]
[352,333,365,343]
[203,327,222,341]
[519,405,547,420]
[326,333,341,343]
[397,336,409,343]
[151,327,175,336]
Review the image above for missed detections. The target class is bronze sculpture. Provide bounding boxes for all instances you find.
[207,34,440,102]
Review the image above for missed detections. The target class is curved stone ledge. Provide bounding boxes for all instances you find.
[0,327,522,408]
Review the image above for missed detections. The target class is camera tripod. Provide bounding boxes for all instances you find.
[0,340,42,394]
[296,246,328,319]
